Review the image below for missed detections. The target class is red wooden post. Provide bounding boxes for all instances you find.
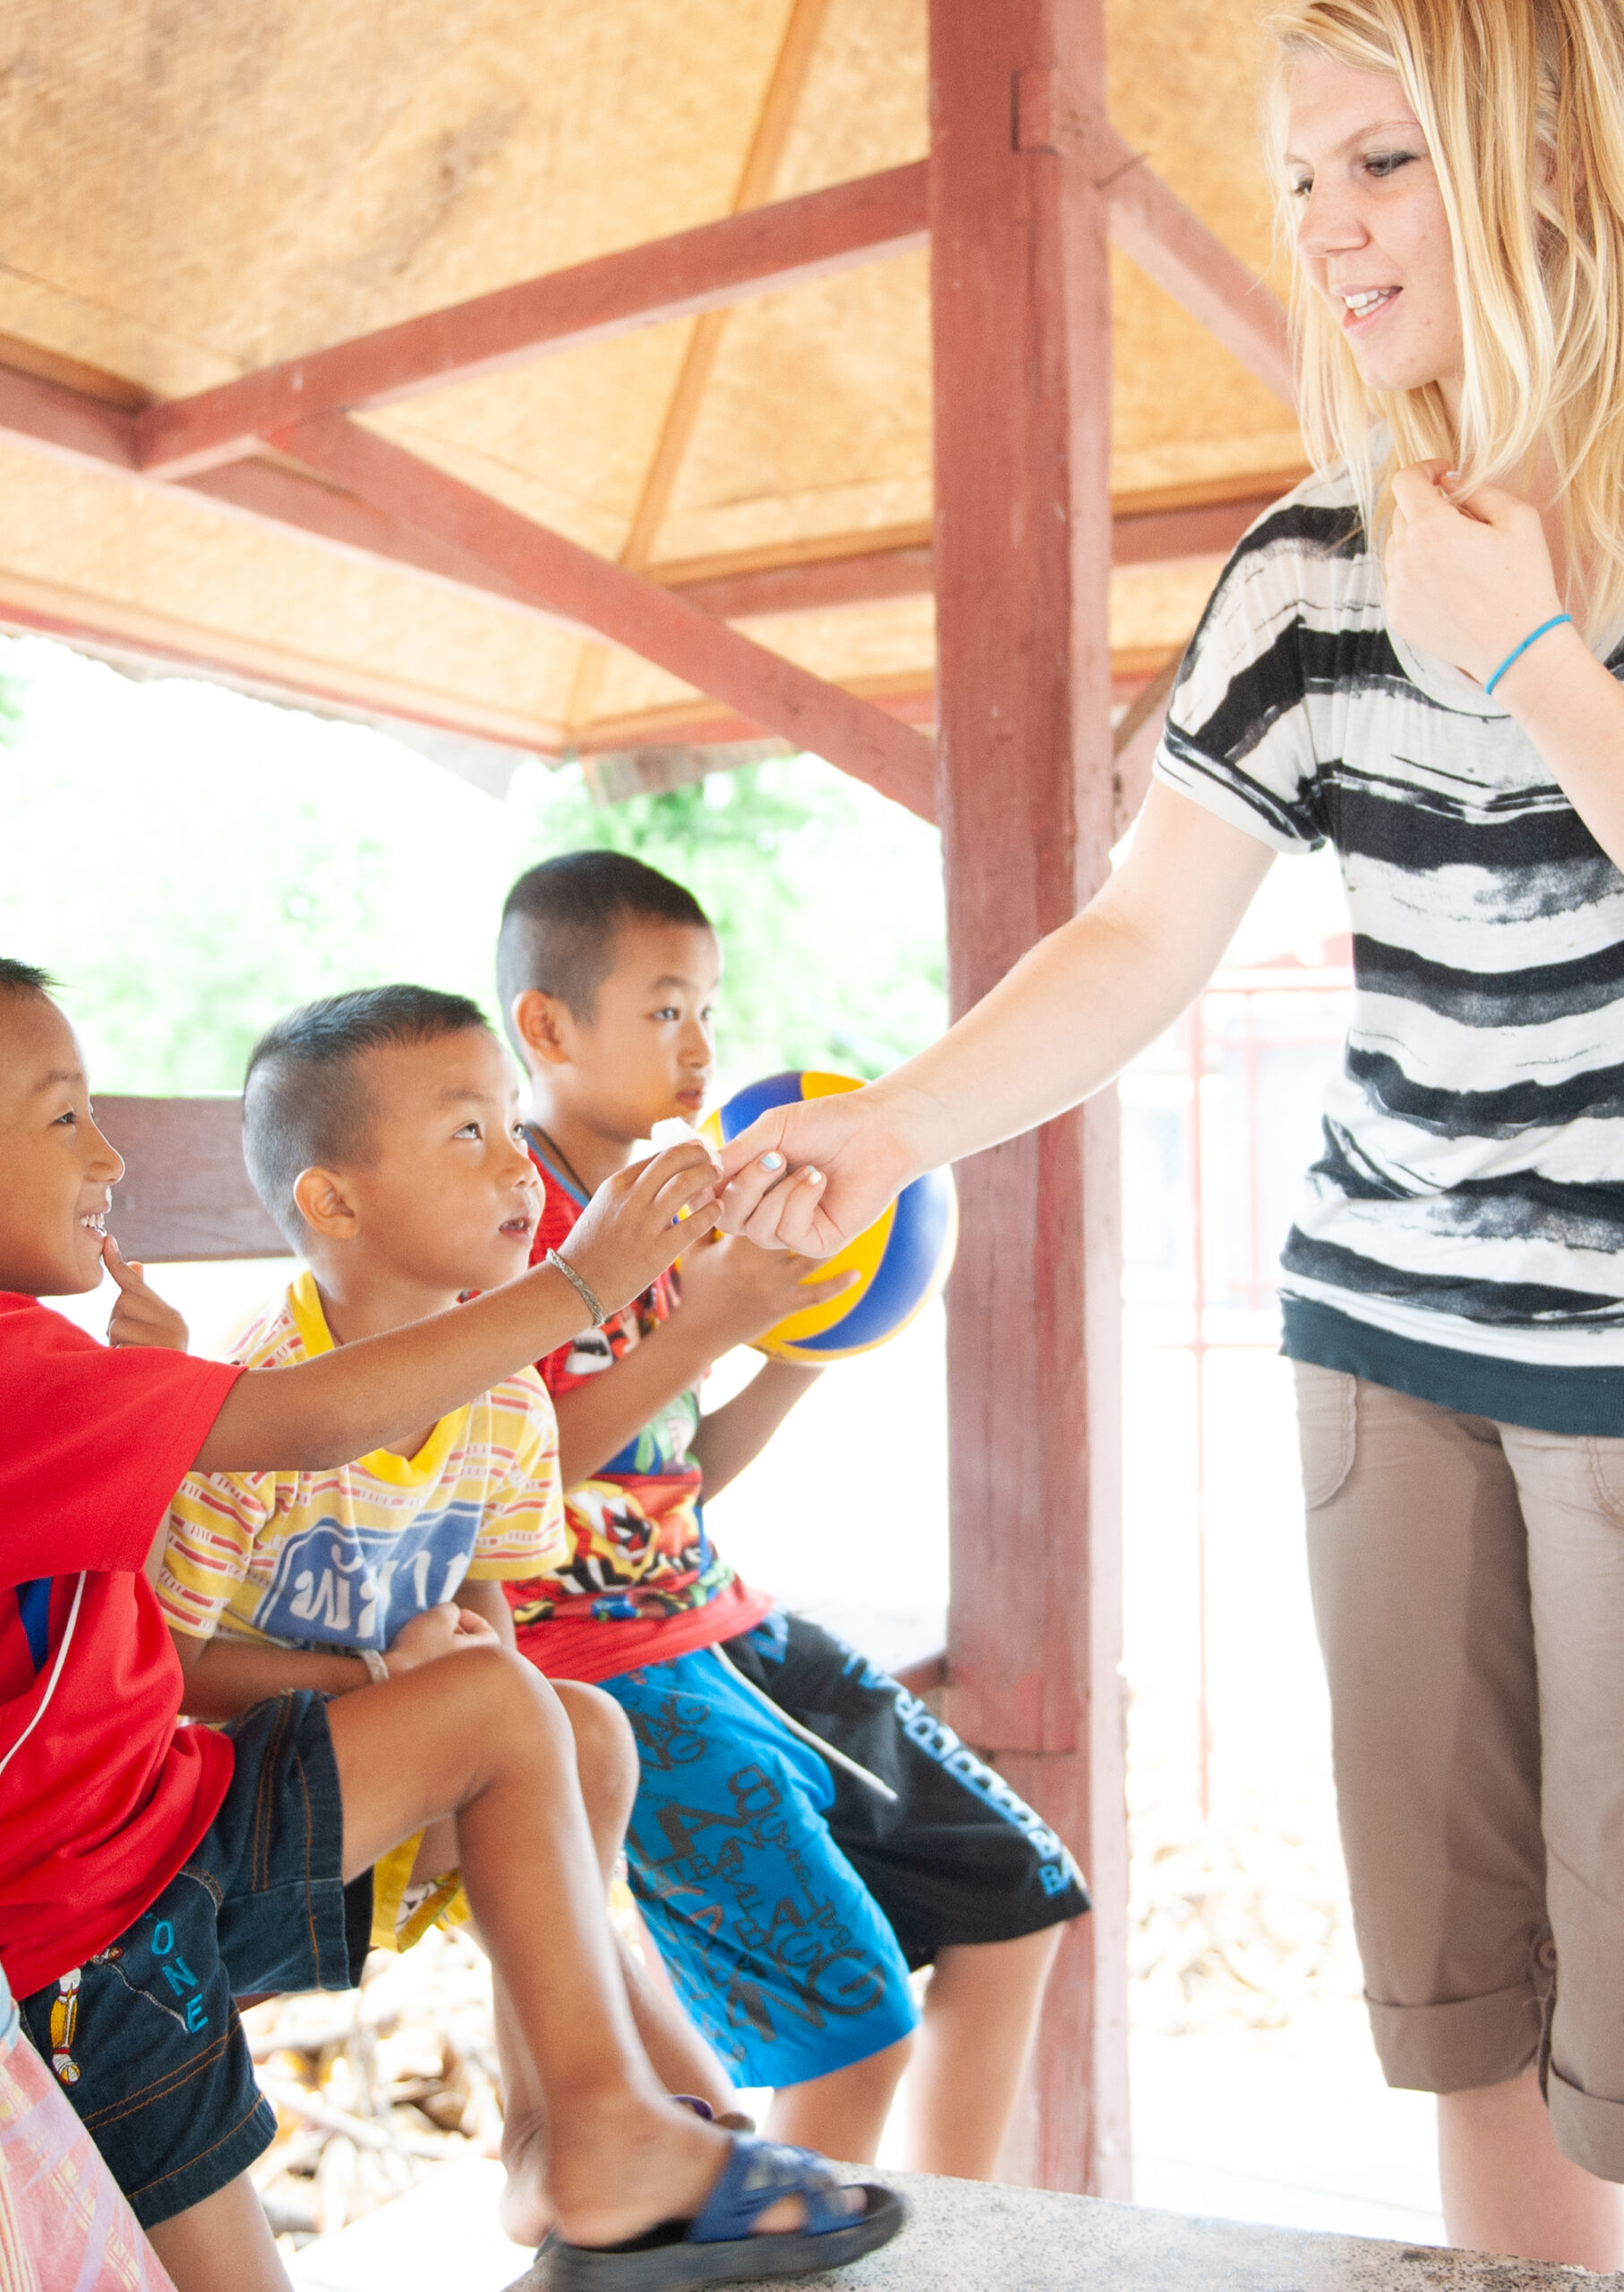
[930,0,1129,2198]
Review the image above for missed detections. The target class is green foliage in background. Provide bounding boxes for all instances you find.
[0,640,944,1100]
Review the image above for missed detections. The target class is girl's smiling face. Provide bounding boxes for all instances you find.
[1286,52,1465,412]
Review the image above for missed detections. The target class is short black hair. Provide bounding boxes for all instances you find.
[0,958,55,997]
[496,851,712,1043]
[244,984,493,1246]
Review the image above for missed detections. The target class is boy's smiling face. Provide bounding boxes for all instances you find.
[294,1025,542,1308]
[0,990,125,1297]
[516,920,722,1154]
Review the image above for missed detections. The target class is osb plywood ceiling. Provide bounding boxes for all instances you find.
[0,0,1303,759]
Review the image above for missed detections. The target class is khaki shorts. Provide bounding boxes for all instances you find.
[1295,1361,1624,2181]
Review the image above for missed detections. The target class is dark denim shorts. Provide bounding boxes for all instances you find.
[19,1689,354,2229]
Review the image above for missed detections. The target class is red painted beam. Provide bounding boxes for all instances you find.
[274,413,938,820]
[0,363,938,791]
[0,363,581,628]
[1111,649,1181,838]
[134,163,931,482]
[0,362,138,474]
[569,680,936,756]
[1017,72,1296,409]
[1111,490,1283,568]
[932,0,1128,2200]
[668,543,933,620]
[663,491,1286,620]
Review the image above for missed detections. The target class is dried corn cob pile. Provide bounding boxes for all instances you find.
[244,1928,502,2256]
[1128,1774,1363,2035]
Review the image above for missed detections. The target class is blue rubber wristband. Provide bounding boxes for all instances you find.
[1483,613,1573,697]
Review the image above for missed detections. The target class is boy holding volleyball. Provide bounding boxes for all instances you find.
[497,851,1089,2176]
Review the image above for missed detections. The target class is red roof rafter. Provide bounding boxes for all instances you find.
[665,491,1290,618]
[133,162,931,481]
[270,411,939,818]
[0,360,1285,803]
[131,109,1290,492]
[0,363,572,621]
[1017,72,1296,408]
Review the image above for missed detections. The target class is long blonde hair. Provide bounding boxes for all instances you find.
[1263,0,1624,646]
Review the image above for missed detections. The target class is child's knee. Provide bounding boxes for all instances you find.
[449,1642,574,1751]
[551,1680,637,1824]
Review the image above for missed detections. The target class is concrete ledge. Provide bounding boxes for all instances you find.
[632,2171,1603,2292]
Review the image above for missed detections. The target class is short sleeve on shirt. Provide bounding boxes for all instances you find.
[1151,490,1346,856]
[466,1369,568,1579]
[159,1469,275,1638]
[0,1296,243,1583]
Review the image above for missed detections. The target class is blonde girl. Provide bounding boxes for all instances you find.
[712,1,1624,2269]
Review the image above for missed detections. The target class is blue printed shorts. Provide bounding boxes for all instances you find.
[601,1610,1090,2090]
[19,1690,354,2229]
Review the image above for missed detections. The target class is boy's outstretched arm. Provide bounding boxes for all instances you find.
[551,1234,853,1487]
[689,1359,823,1502]
[192,1143,717,1475]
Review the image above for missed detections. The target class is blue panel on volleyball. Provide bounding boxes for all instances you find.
[703,1069,957,1362]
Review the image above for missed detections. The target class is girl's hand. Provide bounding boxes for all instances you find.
[1386,461,1565,686]
[104,1235,190,1351]
[560,1140,720,1317]
[714,1087,926,1256]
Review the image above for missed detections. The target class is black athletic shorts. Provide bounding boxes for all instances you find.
[723,1608,1091,1966]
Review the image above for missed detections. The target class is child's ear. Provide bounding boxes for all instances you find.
[511,988,573,1069]
[292,1167,362,1243]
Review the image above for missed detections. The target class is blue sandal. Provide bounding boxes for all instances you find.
[544,2132,907,2290]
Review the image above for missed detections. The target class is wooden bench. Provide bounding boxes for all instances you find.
[96,1096,287,1263]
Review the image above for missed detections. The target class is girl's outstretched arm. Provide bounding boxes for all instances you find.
[714,783,1275,1254]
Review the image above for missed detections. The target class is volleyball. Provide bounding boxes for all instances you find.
[701,1070,958,1364]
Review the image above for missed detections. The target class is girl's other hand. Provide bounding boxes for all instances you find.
[714,1087,925,1256]
[1386,460,1566,687]
[104,1235,191,1351]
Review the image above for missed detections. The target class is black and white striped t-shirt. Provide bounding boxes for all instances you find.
[1153,463,1624,1433]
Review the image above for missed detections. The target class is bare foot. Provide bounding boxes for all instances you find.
[533,2090,862,2252]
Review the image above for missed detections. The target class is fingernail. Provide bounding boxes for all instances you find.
[803,1167,824,1184]
[760,1151,784,1170]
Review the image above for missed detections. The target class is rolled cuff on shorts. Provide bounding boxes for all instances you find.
[1547,2063,1624,2183]
[1365,1980,1542,2096]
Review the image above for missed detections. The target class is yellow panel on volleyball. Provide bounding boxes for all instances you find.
[757,1196,896,1353]
[697,1073,891,1355]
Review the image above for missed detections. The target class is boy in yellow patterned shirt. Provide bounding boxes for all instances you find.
[156,984,737,2105]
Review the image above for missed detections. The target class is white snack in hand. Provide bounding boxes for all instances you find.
[649,1115,720,1168]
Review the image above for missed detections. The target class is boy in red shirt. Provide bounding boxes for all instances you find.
[0,959,900,2292]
